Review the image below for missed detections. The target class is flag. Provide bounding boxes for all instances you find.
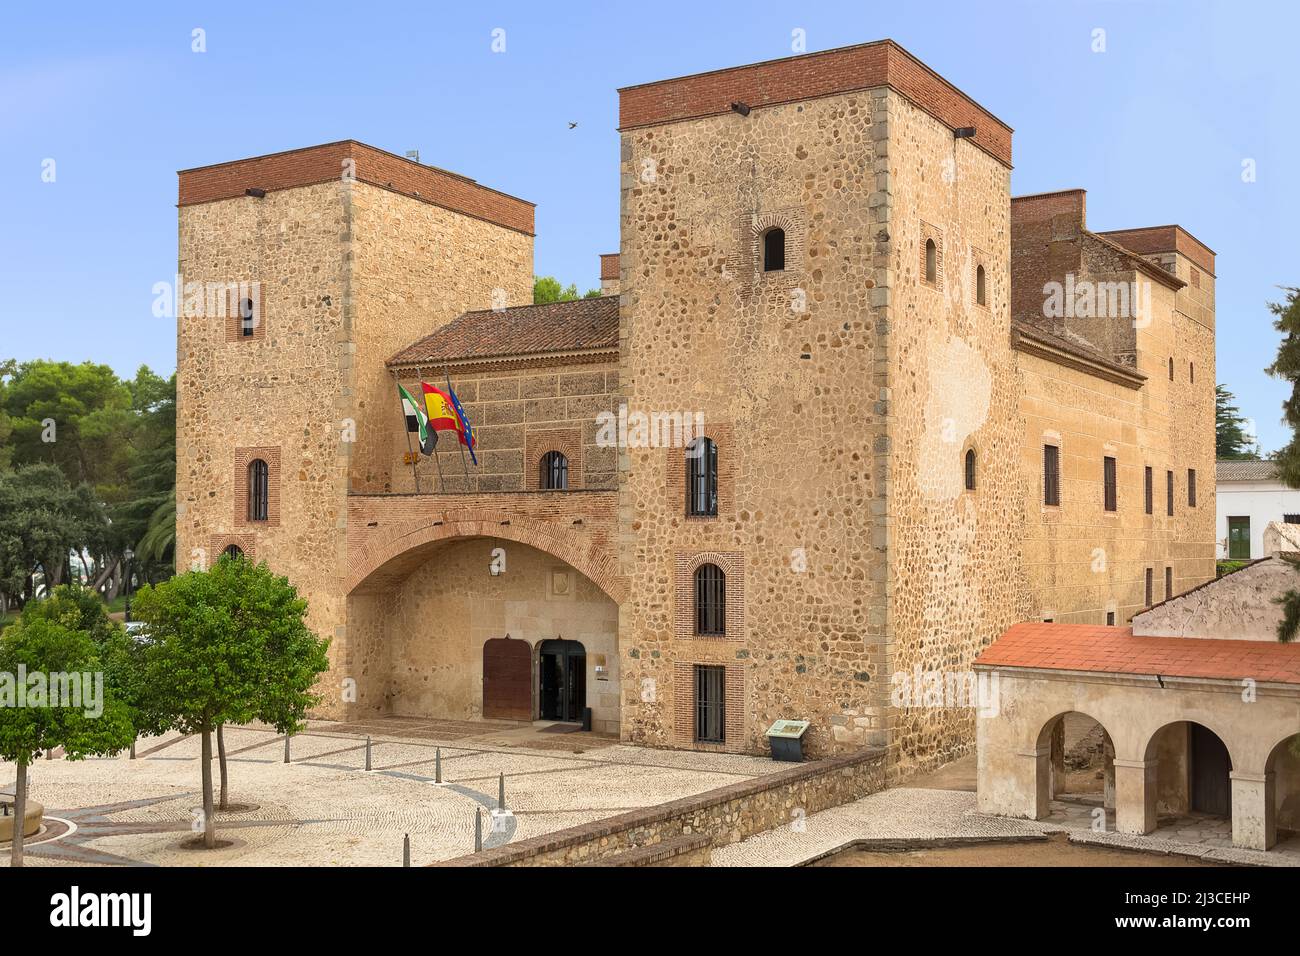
[421,383,462,435]
[398,383,436,454]
[446,383,478,465]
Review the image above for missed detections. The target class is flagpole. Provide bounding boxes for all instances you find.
[393,372,421,494]
[445,365,471,480]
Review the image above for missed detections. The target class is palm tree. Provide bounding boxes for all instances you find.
[135,489,175,566]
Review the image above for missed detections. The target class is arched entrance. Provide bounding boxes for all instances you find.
[483,637,532,721]
[1266,733,1300,848]
[1144,720,1233,818]
[538,639,585,722]
[1034,711,1116,817]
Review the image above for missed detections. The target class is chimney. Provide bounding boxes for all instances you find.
[599,253,620,296]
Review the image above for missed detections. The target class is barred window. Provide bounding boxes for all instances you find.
[1043,444,1060,506]
[248,459,269,522]
[240,297,256,337]
[1103,456,1117,512]
[1106,611,1116,627]
[1165,566,1173,599]
[1145,568,1153,607]
[687,437,718,516]
[223,545,244,561]
[964,448,976,491]
[1144,466,1153,515]
[694,664,725,744]
[540,451,568,490]
[762,228,785,272]
[1187,468,1197,507]
[1166,470,1174,516]
[694,563,726,636]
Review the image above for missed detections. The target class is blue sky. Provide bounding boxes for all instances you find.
[2,0,1295,451]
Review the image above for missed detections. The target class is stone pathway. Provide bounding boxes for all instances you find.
[1,719,782,867]
[710,788,1300,867]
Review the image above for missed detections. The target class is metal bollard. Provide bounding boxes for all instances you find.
[365,735,372,771]
[435,747,442,784]
[474,808,483,852]
[498,772,506,811]
[403,833,410,867]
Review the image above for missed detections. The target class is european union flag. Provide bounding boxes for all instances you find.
[447,384,477,465]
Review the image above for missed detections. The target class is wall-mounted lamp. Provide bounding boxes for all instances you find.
[245,187,267,198]
[953,127,977,139]
[730,101,751,117]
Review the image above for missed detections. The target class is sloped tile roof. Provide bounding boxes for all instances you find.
[388,296,618,367]
[1216,459,1277,482]
[975,622,1300,685]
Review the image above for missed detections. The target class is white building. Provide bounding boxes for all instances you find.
[1216,460,1300,559]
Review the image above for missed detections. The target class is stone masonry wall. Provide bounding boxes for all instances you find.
[878,90,1030,777]
[618,89,885,758]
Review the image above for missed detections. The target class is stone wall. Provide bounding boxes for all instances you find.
[437,746,887,866]
[387,362,618,495]
[877,90,1030,777]
[1132,555,1294,641]
[617,88,886,758]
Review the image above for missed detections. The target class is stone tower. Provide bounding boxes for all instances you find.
[615,41,1030,773]
[174,141,533,716]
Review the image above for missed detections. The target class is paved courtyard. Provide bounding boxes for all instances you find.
[1,717,782,867]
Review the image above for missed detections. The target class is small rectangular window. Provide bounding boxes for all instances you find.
[1043,444,1060,506]
[1187,468,1196,507]
[1165,566,1173,599]
[1145,568,1153,607]
[694,665,725,744]
[1285,514,1300,525]
[1144,466,1153,515]
[1106,611,1116,626]
[1103,456,1117,512]
[1166,470,1174,516]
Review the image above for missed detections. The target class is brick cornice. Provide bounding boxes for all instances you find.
[618,39,1012,168]
[177,140,535,236]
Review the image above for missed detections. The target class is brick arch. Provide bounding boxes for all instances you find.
[346,510,626,603]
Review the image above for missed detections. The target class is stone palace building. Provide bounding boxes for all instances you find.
[174,40,1217,777]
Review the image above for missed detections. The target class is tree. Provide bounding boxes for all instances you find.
[0,616,134,865]
[533,276,601,305]
[1215,385,1259,460]
[131,557,328,845]
[1265,288,1300,485]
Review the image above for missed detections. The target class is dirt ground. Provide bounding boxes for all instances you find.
[812,831,1225,867]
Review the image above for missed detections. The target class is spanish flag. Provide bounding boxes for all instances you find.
[421,382,461,434]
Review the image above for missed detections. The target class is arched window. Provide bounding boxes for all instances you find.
[975,264,986,305]
[1168,356,1174,380]
[1190,361,1195,383]
[240,297,256,337]
[762,227,785,272]
[925,239,937,283]
[223,544,244,560]
[694,563,726,636]
[964,448,976,491]
[540,451,568,490]
[686,437,718,517]
[248,459,269,521]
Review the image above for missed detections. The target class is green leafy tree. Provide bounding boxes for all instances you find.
[131,557,328,844]
[0,617,134,865]
[1266,288,1300,485]
[1215,385,1259,460]
[533,276,602,305]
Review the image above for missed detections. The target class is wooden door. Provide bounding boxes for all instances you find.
[1227,517,1250,560]
[1190,724,1231,816]
[483,638,532,721]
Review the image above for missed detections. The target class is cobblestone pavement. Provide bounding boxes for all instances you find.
[710,788,1300,867]
[1,719,781,867]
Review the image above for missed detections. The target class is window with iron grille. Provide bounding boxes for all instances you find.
[1165,566,1173,599]
[1144,466,1153,515]
[1106,611,1116,626]
[540,451,568,490]
[686,437,718,516]
[1187,468,1196,507]
[964,448,976,491]
[694,563,726,636]
[248,459,269,522]
[240,297,256,337]
[1103,456,1117,512]
[1166,470,1174,516]
[1043,444,1060,506]
[694,664,725,744]
[1145,568,1153,607]
[223,544,245,561]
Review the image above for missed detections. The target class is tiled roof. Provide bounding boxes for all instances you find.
[1216,459,1277,482]
[388,296,618,367]
[1010,319,1145,385]
[975,622,1300,685]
